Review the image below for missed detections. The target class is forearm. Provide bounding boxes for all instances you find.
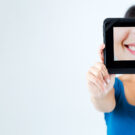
[90,88,116,112]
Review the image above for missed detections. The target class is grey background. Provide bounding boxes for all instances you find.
[0,0,133,135]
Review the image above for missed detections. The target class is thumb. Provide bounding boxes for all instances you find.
[98,44,105,63]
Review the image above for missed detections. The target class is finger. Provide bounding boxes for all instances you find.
[101,64,110,81]
[87,80,96,91]
[87,72,105,91]
[87,81,101,97]
[98,44,105,63]
[88,66,104,84]
[94,62,110,83]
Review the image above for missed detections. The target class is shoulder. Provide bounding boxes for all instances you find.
[118,75,130,83]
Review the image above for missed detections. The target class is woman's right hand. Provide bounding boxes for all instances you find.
[87,44,115,99]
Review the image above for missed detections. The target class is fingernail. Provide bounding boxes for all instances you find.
[107,79,110,84]
[104,82,107,87]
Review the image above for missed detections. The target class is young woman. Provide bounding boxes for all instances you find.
[87,5,135,135]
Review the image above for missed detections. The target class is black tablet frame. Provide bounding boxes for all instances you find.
[103,18,135,74]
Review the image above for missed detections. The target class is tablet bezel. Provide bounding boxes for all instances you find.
[103,18,135,74]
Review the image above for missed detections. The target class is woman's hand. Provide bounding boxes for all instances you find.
[86,44,116,112]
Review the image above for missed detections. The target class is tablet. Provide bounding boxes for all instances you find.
[103,18,135,74]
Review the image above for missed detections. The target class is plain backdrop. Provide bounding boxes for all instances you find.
[0,0,134,135]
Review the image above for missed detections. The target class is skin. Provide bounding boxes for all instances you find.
[114,27,135,60]
[87,44,135,113]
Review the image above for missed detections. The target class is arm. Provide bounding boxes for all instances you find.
[90,88,115,112]
[87,44,116,112]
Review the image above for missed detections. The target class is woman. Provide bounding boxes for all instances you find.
[87,5,135,135]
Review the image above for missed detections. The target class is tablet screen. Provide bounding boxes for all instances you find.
[113,27,135,61]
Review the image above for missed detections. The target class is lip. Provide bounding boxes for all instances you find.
[124,43,135,55]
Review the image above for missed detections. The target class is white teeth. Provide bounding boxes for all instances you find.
[128,46,135,51]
